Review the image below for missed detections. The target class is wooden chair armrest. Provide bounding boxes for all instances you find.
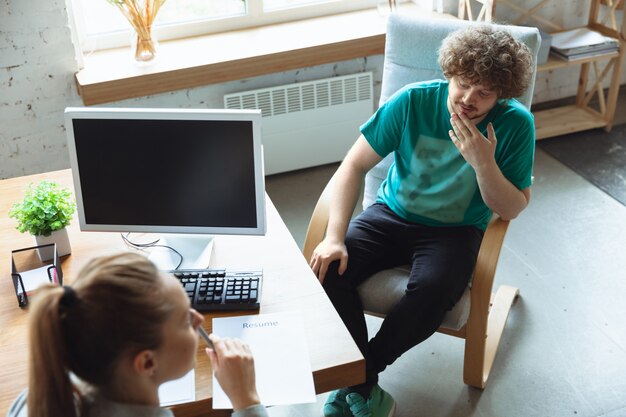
[468,215,510,320]
[302,174,337,262]
[463,214,512,388]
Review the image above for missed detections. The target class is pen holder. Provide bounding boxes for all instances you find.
[11,243,63,308]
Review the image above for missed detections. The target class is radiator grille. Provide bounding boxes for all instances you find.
[224,73,373,117]
[223,73,374,175]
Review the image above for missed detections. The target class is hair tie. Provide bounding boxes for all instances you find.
[59,285,78,308]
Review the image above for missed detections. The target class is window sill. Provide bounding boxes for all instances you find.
[75,6,452,105]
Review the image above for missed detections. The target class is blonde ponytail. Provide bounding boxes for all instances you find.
[25,252,174,417]
[27,285,79,417]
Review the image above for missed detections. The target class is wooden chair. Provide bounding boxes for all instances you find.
[303,14,541,389]
[458,0,495,22]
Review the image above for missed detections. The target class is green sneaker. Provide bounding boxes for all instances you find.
[321,388,352,417]
[345,392,371,417]
[346,385,396,417]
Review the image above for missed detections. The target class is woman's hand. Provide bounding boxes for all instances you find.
[205,335,260,411]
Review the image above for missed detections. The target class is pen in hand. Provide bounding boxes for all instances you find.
[197,326,215,350]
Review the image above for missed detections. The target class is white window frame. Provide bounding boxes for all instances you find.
[69,0,379,55]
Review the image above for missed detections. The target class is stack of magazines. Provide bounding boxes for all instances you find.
[550,27,619,61]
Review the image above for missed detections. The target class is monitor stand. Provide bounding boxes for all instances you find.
[148,234,214,270]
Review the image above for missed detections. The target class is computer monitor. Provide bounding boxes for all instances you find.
[64,107,265,269]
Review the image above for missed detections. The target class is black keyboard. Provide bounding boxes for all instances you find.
[170,268,262,312]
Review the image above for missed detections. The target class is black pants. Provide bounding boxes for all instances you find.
[322,203,484,393]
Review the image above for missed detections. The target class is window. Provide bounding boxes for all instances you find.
[70,0,377,53]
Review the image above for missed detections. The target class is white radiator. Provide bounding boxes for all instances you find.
[224,72,374,175]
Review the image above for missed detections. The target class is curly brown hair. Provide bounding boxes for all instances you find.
[438,25,533,99]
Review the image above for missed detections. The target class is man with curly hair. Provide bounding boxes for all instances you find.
[310,25,535,417]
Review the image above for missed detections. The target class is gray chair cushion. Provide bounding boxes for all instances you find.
[357,14,540,331]
[358,265,471,330]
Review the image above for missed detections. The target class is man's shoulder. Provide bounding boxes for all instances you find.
[494,98,534,126]
[389,79,447,105]
[401,79,447,93]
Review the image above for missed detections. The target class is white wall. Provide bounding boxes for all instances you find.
[1,0,624,179]
[1,0,81,179]
[0,0,383,180]
[450,0,626,101]
[491,0,625,102]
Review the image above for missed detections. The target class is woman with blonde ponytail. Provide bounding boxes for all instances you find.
[8,252,268,417]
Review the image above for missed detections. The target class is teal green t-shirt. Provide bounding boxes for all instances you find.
[360,80,535,231]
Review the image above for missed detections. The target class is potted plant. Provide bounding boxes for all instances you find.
[9,181,77,261]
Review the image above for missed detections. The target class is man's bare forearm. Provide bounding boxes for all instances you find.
[475,161,530,220]
[325,135,384,242]
[325,162,366,242]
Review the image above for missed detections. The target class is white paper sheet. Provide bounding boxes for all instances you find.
[551,27,616,50]
[211,311,316,408]
[159,369,195,407]
[16,265,55,295]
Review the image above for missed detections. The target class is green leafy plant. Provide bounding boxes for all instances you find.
[9,181,77,237]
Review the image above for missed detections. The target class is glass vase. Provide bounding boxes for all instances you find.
[132,29,158,64]
[377,0,399,17]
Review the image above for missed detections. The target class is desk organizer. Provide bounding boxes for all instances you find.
[11,243,63,308]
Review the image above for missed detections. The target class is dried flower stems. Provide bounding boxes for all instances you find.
[106,0,166,60]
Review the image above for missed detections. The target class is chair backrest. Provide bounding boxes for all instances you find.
[363,14,541,210]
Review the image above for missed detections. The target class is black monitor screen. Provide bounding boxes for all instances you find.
[68,111,264,234]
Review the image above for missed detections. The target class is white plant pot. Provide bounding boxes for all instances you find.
[35,228,72,261]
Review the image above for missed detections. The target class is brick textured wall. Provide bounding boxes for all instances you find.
[0,0,381,179]
[1,0,624,179]
[0,0,81,179]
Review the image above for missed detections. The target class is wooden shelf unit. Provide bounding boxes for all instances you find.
[533,104,609,139]
[537,51,621,71]
[476,0,626,140]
